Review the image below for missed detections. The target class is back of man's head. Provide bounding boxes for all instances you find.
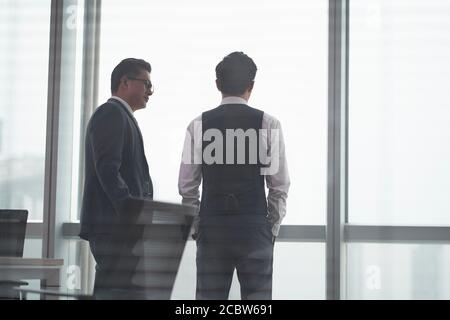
[111,58,151,94]
[215,52,257,96]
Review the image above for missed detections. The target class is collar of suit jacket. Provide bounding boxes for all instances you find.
[111,95,135,117]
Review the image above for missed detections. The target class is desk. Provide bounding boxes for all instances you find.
[0,257,63,288]
[13,287,93,300]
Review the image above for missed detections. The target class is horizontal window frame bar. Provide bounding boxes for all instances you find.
[345,225,450,243]
[60,223,327,242]
[27,223,450,244]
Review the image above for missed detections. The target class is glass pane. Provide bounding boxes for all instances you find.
[23,239,93,299]
[53,0,86,288]
[17,238,43,299]
[349,0,450,225]
[347,243,450,299]
[98,0,328,225]
[62,239,325,299]
[173,241,325,299]
[0,3,52,284]
[23,238,43,259]
[0,0,51,222]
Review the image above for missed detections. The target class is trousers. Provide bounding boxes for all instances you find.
[196,223,274,300]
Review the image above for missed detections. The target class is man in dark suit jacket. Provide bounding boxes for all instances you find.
[79,58,154,299]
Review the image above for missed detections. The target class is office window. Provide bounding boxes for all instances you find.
[173,241,325,299]
[346,243,450,299]
[52,0,87,290]
[0,120,3,154]
[0,0,51,222]
[348,0,450,225]
[98,0,328,225]
[96,0,328,299]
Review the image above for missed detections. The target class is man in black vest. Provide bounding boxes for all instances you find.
[79,58,154,299]
[179,52,290,300]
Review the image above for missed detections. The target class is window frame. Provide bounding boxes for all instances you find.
[36,0,450,300]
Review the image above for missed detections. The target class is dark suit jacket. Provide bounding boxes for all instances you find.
[79,98,153,240]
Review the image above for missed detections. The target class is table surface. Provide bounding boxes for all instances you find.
[13,287,93,300]
[0,257,64,288]
[0,257,64,266]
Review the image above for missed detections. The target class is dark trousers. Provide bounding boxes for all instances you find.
[89,232,146,299]
[196,224,274,300]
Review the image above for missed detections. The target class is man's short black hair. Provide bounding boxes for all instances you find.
[215,52,257,95]
[111,58,151,94]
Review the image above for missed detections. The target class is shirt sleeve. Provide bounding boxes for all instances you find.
[178,116,202,234]
[262,114,290,237]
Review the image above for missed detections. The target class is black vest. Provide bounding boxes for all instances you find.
[200,104,268,224]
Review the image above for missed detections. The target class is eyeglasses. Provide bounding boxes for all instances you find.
[127,77,154,94]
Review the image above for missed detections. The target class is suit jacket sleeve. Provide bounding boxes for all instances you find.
[88,106,137,217]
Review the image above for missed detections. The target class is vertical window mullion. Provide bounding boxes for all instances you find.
[326,0,349,300]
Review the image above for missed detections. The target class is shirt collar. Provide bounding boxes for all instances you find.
[111,96,134,115]
[220,96,248,106]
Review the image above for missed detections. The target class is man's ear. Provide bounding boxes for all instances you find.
[247,81,254,92]
[120,75,129,89]
[216,79,222,92]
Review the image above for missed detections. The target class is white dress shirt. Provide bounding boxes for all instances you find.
[111,96,134,116]
[178,96,290,237]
